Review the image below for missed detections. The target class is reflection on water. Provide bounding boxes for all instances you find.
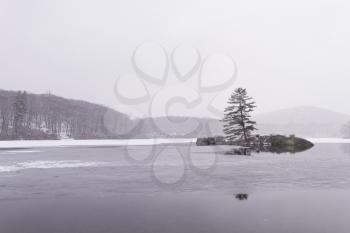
[341,143,350,156]
[0,191,350,233]
[0,143,350,232]
[225,148,252,156]
[1,143,350,195]
[225,144,313,155]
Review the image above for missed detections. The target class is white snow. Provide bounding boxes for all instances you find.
[0,138,196,149]
[0,138,349,149]
[0,160,106,173]
[307,138,350,144]
[1,150,41,154]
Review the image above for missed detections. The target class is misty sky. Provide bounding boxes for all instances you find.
[1,0,350,117]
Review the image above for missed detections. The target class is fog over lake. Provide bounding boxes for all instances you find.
[1,0,350,232]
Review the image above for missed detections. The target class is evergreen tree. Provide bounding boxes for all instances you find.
[222,88,257,144]
[13,91,27,139]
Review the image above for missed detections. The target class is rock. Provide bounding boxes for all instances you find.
[235,193,248,200]
[214,136,226,145]
[196,136,227,146]
[196,138,210,146]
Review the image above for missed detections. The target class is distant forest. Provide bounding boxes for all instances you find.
[0,90,131,140]
[0,89,221,140]
[2,89,349,140]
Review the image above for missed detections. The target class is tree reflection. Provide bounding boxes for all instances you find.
[225,148,251,156]
[225,144,312,155]
[341,143,350,156]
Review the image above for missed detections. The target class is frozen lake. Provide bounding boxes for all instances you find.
[0,139,350,232]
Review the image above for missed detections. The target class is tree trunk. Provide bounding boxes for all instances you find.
[239,107,248,144]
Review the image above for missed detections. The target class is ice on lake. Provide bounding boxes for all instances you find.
[1,138,350,233]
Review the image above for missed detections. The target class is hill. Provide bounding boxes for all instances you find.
[0,89,223,140]
[0,89,132,140]
[1,89,349,139]
[135,117,223,138]
[145,106,350,138]
[255,106,350,137]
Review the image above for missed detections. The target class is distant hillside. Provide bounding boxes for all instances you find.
[0,89,223,140]
[135,117,223,138]
[0,89,132,140]
[1,89,348,139]
[255,106,350,137]
[146,106,350,138]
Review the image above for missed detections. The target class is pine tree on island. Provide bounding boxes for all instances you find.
[222,87,257,145]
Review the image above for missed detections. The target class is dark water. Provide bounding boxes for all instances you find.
[0,142,350,233]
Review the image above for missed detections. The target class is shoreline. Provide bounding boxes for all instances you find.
[0,138,196,149]
[0,138,349,149]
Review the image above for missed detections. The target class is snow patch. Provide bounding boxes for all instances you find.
[308,138,350,144]
[0,160,106,173]
[1,150,41,154]
[0,138,196,149]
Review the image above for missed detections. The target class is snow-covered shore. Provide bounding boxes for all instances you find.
[307,138,350,144]
[0,138,349,149]
[0,138,196,149]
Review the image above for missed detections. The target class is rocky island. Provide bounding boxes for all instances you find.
[196,134,314,154]
[202,87,314,155]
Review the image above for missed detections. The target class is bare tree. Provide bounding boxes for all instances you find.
[13,91,27,139]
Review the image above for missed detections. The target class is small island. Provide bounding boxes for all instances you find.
[196,134,314,154]
[196,88,314,154]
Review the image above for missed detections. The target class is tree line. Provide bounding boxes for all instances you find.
[0,89,131,140]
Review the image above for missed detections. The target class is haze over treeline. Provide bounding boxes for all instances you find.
[0,89,221,140]
[1,0,350,116]
[0,89,130,139]
[1,89,349,140]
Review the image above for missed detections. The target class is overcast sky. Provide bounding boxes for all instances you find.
[1,0,350,117]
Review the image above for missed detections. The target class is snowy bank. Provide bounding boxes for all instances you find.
[0,138,196,149]
[307,138,350,144]
[0,138,348,149]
